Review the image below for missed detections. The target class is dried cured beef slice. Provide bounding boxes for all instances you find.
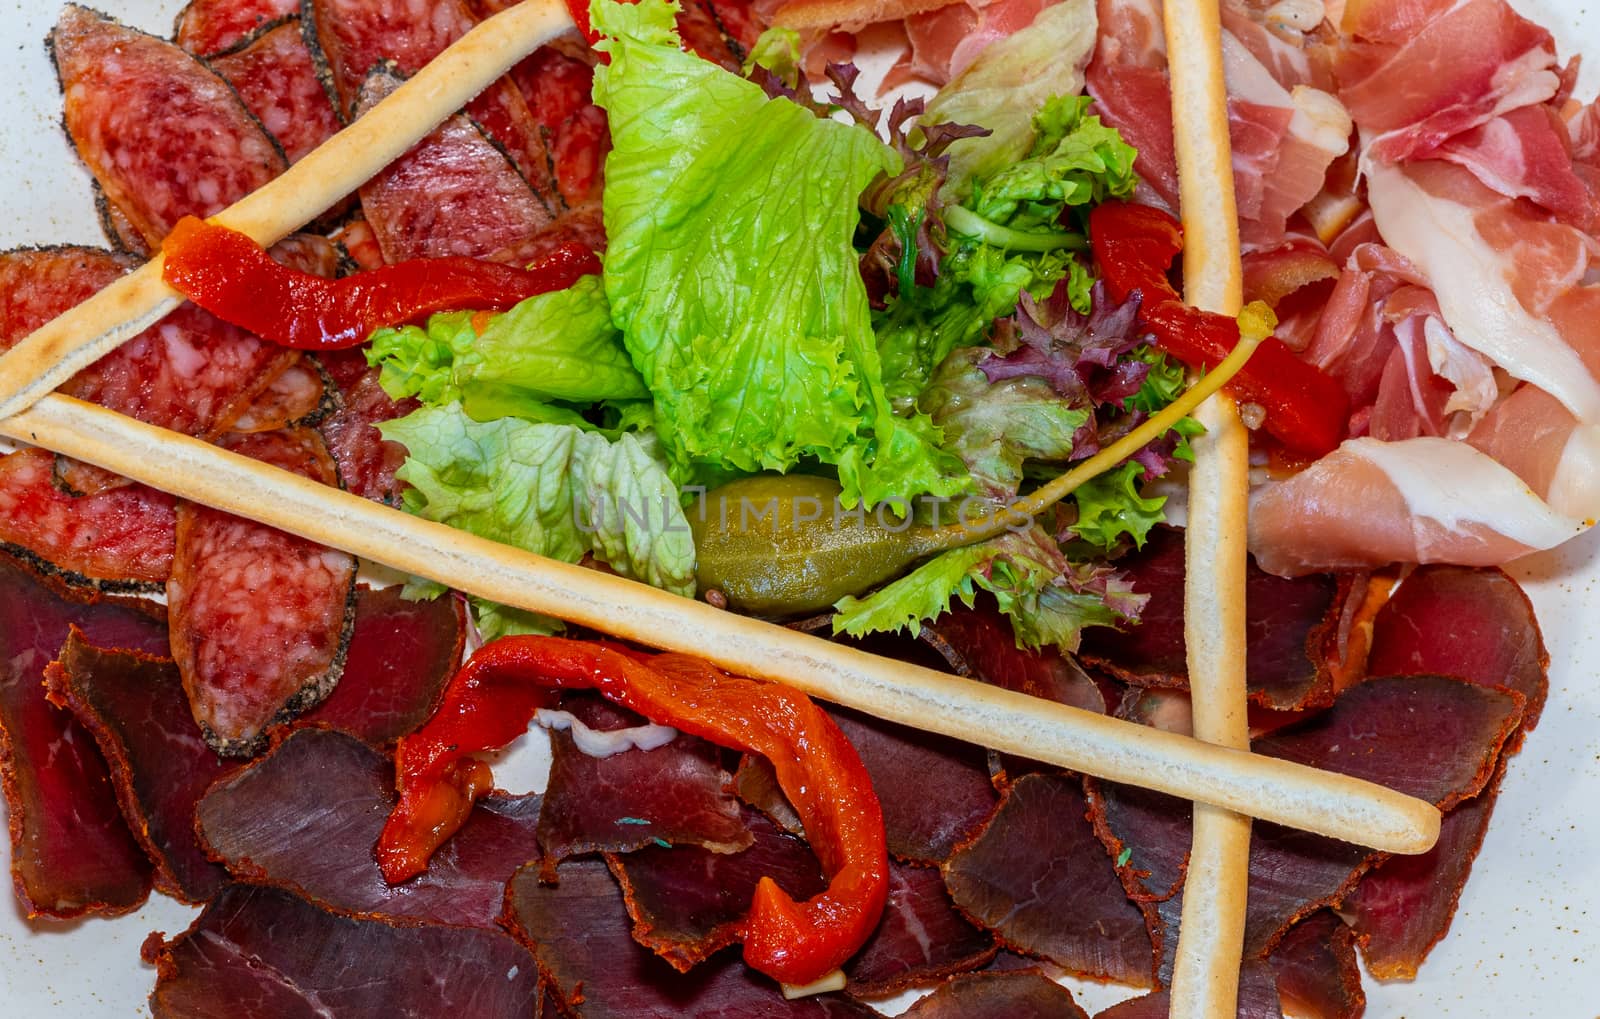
[196,727,538,928]
[150,883,541,1018]
[1080,526,1346,710]
[504,858,880,1018]
[1091,675,1526,981]
[51,5,287,251]
[0,448,175,590]
[1093,963,1284,1019]
[537,692,751,874]
[844,861,995,996]
[304,0,558,200]
[900,970,1090,1019]
[293,584,465,744]
[0,247,294,440]
[608,807,826,971]
[168,429,357,756]
[175,0,297,55]
[943,772,1154,987]
[353,69,553,264]
[926,606,1107,714]
[223,357,333,433]
[208,17,342,164]
[318,365,417,505]
[43,632,231,902]
[1268,911,1366,1019]
[0,553,166,918]
[1367,564,1549,738]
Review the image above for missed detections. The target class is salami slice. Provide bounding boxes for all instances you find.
[51,5,287,251]
[2,247,292,439]
[174,0,297,56]
[225,357,332,433]
[209,17,342,164]
[354,69,555,263]
[317,359,416,505]
[167,429,357,756]
[304,0,559,201]
[0,449,175,590]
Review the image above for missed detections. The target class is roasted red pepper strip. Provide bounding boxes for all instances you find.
[160,217,600,350]
[1089,201,1349,457]
[376,635,889,987]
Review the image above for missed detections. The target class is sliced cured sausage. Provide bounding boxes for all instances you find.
[167,429,357,756]
[317,358,417,505]
[51,5,287,250]
[355,69,554,263]
[174,0,297,56]
[208,17,342,164]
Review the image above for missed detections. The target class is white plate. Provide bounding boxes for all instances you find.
[2,1,1598,1015]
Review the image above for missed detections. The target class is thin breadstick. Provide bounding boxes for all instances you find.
[0,0,573,423]
[1,392,1440,854]
[1163,0,1254,1014]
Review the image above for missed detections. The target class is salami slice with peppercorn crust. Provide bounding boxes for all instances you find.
[50,5,288,251]
[167,428,357,756]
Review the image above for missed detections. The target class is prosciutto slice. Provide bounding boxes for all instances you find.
[167,429,357,755]
[0,554,165,919]
[44,633,232,902]
[355,70,555,264]
[149,884,541,1018]
[196,728,540,929]
[0,448,175,589]
[943,772,1155,986]
[51,5,287,251]
[209,17,343,165]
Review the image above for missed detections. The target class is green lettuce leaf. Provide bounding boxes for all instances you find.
[380,406,696,604]
[833,524,1138,650]
[919,0,1100,197]
[967,96,1139,232]
[592,0,965,508]
[1069,461,1167,553]
[918,347,1087,500]
[367,276,646,421]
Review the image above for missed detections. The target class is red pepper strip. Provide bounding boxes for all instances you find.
[564,0,600,49]
[1088,201,1349,458]
[376,635,889,987]
[160,216,600,350]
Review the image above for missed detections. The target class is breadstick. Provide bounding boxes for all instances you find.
[1163,0,1254,1014]
[0,392,1440,854]
[0,0,572,423]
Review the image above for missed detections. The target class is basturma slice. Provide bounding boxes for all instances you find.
[209,17,343,164]
[174,0,297,55]
[0,247,293,441]
[0,553,165,918]
[926,607,1107,714]
[1091,674,1526,981]
[1093,963,1283,1019]
[196,728,539,929]
[505,858,880,1018]
[843,860,996,996]
[304,0,558,199]
[316,354,419,506]
[1270,911,1366,1019]
[167,429,357,756]
[1343,564,1548,980]
[608,807,827,971]
[149,883,541,1018]
[1080,527,1345,710]
[537,692,751,876]
[292,584,465,744]
[43,632,231,903]
[0,448,175,590]
[354,68,555,264]
[900,970,1091,1019]
[51,5,287,251]
[943,772,1155,987]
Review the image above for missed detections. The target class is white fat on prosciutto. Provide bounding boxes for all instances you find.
[1249,437,1587,576]
[1366,160,1600,419]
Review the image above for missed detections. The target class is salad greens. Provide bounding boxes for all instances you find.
[371,0,1196,652]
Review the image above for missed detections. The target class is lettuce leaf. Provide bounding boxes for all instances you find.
[380,406,695,604]
[833,524,1141,650]
[592,0,966,508]
[367,276,646,422]
[1069,461,1167,553]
